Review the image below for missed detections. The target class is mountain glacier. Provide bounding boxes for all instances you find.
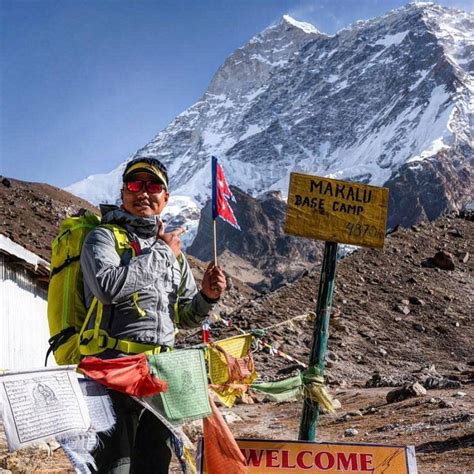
[67,2,473,239]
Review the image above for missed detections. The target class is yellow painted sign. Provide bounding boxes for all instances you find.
[198,439,417,473]
[285,173,389,248]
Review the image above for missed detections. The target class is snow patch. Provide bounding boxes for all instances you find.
[244,86,267,102]
[202,130,222,147]
[409,69,431,91]
[282,15,320,35]
[407,137,449,163]
[241,124,264,140]
[66,165,124,205]
[375,31,408,47]
[334,79,348,91]
[249,53,288,68]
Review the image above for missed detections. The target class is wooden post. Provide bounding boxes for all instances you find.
[298,241,338,441]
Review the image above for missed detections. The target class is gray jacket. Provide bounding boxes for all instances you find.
[80,205,213,350]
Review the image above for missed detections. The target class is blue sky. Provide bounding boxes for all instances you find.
[1,0,471,187]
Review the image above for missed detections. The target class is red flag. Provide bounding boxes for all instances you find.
[78,354,168,397]
[212,156,240,230]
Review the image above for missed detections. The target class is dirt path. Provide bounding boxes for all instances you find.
[227,386,474,473]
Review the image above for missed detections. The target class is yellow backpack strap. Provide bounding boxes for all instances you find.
[79,297,116,356]
[80,297,98,336]
[102,223,146,316]
[101,224,131,256]
[133,292,146,317]
[78,297,102,355]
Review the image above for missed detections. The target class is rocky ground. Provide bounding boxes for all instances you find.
[0,176,472,472]
[183,211,473,387]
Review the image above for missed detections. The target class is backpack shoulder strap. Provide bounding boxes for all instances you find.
[100,224,132,256]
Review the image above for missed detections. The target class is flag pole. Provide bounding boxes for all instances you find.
[211,156,218,267]
[213,219,218,266]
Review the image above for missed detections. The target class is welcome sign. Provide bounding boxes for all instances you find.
[198,439,417,473]
[285,173,389,248]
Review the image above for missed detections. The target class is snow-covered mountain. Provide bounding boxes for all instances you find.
[67,3,473,239]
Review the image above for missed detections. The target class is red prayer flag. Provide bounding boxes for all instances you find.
[78,354,168,397]
[203,396,248,474]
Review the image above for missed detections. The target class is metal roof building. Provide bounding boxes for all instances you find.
[0,234,53,370]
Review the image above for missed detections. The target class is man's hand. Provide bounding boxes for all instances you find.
[201,262,227,301]
[157,221,185,257]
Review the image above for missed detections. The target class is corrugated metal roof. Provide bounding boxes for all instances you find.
[0,255,48,297]
[0,234,49,279]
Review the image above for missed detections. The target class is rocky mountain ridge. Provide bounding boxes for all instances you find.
[0,177,97,261]
[68,2,473,238]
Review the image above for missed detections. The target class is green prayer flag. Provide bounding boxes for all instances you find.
[146,349,211,423]
[251,373,303,402]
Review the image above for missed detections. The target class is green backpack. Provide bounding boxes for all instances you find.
[46,211,130,365]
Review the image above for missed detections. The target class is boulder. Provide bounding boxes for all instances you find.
[432,251,456,270]
[394,304,410,315]
[386,382,427,403]
[409,296,426,305]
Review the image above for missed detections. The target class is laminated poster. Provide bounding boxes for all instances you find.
[0,367,90,451]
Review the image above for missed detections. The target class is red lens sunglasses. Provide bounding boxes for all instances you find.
[125,180,165,194]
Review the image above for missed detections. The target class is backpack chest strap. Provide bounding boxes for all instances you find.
[79,328,171,356]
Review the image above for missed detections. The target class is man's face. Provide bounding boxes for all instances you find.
[122,172,169,217]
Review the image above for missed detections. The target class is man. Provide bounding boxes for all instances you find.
[80,157,226,473]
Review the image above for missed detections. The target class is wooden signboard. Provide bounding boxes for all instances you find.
[198,439,417,474]
[285,173,389,248]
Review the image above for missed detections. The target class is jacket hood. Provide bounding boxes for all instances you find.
[100,204,158,239]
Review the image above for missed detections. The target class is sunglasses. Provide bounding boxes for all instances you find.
[125,180,165,194]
